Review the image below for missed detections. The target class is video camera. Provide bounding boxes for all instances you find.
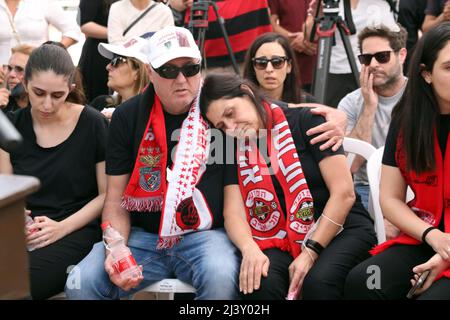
[322,0,340,15]
[312,0,397,39]
[319,0,397,17]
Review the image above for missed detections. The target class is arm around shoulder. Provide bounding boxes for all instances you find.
[289,103,347,151]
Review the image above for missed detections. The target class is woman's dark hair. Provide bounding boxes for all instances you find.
[392,22,450,174]
[243,32,301,103]
[200,72,268,128]
[25,43,86,105]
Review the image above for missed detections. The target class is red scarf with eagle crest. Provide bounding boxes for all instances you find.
[122,93,211,248]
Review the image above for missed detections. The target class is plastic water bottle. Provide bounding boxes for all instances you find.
[25,214,38,252]
[101,221,142,280]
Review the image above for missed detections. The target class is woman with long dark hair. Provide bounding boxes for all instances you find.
[199,73,376,299]
[344,22,450,300]
[243,32,303,104]
[0,44,108,299]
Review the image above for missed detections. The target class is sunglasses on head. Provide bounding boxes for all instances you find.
[154,63,201,79]
[358,50,393,66]
[7,64,24,74]
[252,56,289,70]
[110,56,128,68]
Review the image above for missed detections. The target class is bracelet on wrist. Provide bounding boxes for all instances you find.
[305,239,324,256]
[421,226,438,244]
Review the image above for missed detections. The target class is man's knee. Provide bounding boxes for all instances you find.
[195,253,240,299]
[65,242,113,300]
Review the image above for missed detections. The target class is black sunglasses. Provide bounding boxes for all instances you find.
[154,63,201,79]
[252,56,289,70]
[358,51,393,66]
[110,56,128,68]
[7,64,24,74]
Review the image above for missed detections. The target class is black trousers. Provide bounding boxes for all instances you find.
[344,243,450,300]
[29,225,100,300]
[242,248,293,300]
[243,212,376,300]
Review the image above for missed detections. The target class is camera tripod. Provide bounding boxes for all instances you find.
[188,0,239,74]
[310,0,360,104]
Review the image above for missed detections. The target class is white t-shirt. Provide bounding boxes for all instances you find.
[108,0,174,45]
[0,0,81,65]
[330,0,397,74]
[338,78,407,184]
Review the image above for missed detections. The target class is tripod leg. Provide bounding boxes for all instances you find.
[337,23,360,87]
[198,28,207,69]
[312,36,333,104]
[211,2,239,74]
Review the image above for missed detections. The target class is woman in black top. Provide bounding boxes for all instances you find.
[78,0,118,102]
[0,44,108,299]
[199,73,376,300]
[344,22,450,300]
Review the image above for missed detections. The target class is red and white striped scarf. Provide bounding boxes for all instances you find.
[237,102,315,258]
[122,93,211,248]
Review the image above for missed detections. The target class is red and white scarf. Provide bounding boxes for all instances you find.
[122,93,211,248]
[370,130,450,280]
[237,102,315,258]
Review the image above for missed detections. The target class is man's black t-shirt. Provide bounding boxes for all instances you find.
[106,85,235,233]
[228,106,371,226]
[383,115,450,231]
[8,106,108,222]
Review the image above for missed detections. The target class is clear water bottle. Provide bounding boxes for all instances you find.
[25,214,38,252]
[101,221,142,280]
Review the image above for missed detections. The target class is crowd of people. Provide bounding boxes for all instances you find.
[0,0,449,300]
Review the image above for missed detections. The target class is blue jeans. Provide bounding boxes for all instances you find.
[355,184,369,211]
[65,227,240,300]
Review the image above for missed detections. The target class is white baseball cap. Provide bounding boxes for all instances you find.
[98,36,149,64]
[145,26,201,69]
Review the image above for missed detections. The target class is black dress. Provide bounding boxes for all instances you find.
[78,0,115,103]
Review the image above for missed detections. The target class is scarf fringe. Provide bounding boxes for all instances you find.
[369,234,421,256]
[157,235,182,249]
[369,241,395,256]
[121,196,162,212]
[258,238,291,254]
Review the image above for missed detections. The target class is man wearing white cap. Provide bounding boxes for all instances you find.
[66,26,347,300]
[66,26,240,300]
